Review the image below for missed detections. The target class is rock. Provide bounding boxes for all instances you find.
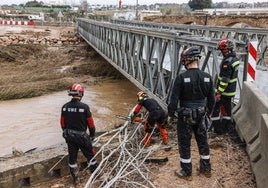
[12,147,24,157]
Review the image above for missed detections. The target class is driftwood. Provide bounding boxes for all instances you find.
[84,109,167,188]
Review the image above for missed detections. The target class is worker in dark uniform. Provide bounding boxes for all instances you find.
[168,46,215,180]
[211,38,240,135]
[60,83,98,183]
[132,91,168,147]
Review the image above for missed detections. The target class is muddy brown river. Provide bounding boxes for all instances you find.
[0,80,138,157]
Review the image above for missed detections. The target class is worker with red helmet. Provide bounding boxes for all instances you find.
[211,38,240,135]
[60,83,98,184]
[132,91,168,147]
[168,46,215,180]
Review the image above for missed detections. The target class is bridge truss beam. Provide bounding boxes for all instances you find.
[113,19,268,67]
[77,18,248,109]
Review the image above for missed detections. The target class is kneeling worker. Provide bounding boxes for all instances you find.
[132,91,168,147]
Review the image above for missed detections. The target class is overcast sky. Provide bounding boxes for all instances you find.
[1,0,266,6]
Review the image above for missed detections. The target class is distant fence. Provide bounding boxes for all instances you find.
[0,20,34,25]
[232,81,268,188]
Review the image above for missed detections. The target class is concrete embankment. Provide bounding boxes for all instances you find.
[0,143,97,187]
[0,144,70,187]
[233,81,268,188]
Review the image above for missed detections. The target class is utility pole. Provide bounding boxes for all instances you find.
[81,0,88,17]
[119,0,122,9]
[135,0,138,20]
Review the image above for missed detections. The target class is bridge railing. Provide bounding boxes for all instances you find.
[77,18,248,108]
[112,19,268,67]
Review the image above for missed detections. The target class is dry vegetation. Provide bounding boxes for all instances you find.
[32,124,256,188]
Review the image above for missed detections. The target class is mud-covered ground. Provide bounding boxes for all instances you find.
[0,26,256,188]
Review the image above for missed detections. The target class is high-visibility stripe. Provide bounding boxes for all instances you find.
[219,81,228,86]
[218,87,225,92]
[200,155,210,160]
[218,76,237,83]
[229,78,237,83]
[222,116,231,120]
[211,116,221,121]
[180,158,191,163]
[69,163,78,168]
[232,61,240,68]
[222,91,236,96]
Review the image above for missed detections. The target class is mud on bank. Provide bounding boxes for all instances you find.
[0,42,124,100]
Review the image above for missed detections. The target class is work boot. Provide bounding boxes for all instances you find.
[174,169,192,181]
[159,126,168,145]
[197,159,211,178]
[88,160,98,173]
[197,167,211,178]
[69,166,79,184]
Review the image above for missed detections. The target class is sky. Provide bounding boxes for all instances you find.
[1,0,267,6]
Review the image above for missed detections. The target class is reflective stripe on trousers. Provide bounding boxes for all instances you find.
[180,157,191,163]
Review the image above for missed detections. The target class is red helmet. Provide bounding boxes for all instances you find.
[137,91,148,101]
[217,38,234,55]
[68,83,84,97]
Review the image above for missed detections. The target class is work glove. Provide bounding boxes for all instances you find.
[215,92,221,102]
[167,115,174,125]
[62,129,68,139]
[134,116,142,123]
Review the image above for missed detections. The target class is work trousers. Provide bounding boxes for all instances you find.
[64,130,96,167]
[143,110,168,146]
[211,96,233,134]
[177,115,210,175]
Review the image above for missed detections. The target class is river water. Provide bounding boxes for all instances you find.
[0,80,138,157]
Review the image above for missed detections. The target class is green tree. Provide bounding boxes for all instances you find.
[188,0,212,10]
[25,1,44,7]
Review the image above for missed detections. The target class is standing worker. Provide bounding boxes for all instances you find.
[168,46,215,180]
[132,91,168,147]
[60,83,98,184]
[211,38,240,135]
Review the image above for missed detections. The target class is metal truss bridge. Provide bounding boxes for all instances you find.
[77,18,268,109]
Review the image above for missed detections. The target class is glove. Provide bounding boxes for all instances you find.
[167,116,174,125]
[215,93,221,102]
[62,129,68,139]
[134,116,142,123]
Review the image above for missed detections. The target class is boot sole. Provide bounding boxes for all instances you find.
[174,171,193,181]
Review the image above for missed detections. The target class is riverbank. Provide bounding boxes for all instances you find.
[0,25,124,100]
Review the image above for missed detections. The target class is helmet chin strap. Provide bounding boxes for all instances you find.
[183,61,193,70]
[184,60,198,70]
[73,95,82,101]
